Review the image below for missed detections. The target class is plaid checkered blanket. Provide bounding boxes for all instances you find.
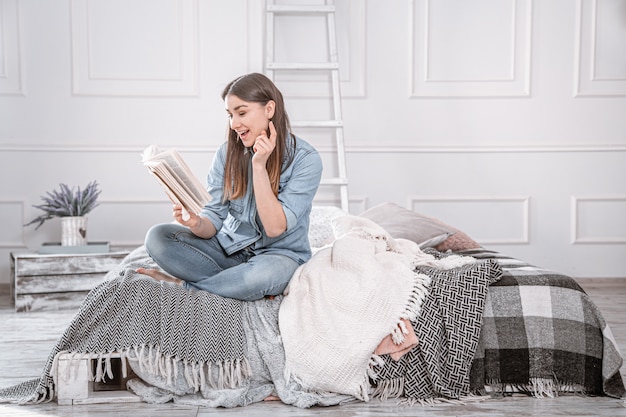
[464,248,625,398]
[372,248,625,402]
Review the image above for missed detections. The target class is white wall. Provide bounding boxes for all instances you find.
[1,0,625,286]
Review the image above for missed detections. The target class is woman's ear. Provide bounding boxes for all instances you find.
[265,100,276,120]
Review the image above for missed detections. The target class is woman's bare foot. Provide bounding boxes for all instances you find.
[136,268,183,286]
[263,395,280,402]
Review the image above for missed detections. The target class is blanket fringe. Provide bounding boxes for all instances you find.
[370,377,405,400]
[483,377,588,398]
[400,393,490,407]
[370,378,491,406]
[388,250,475,347]
[51,344,251,396]
[391,272,431,345]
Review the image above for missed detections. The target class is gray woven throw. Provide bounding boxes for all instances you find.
[0,247,247,404]
[371,256,502,402]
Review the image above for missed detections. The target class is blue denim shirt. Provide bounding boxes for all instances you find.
[200,135,322,264]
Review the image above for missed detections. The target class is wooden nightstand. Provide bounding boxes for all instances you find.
[10,250,130,312]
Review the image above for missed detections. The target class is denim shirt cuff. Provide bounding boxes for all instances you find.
[283,205,298,231]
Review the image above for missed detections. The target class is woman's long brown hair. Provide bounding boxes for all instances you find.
[221,73,294,201]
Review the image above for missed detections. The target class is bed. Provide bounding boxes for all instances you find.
[356,202,625,401]
[0,202,623,407]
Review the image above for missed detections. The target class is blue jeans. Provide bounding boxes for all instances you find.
[144,223,300,301]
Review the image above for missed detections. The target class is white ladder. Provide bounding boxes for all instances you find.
[264,0,349,213]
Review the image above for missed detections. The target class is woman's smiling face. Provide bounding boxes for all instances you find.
[225,94,274,148]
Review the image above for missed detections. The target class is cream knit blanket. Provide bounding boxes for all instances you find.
[279,215,476,401]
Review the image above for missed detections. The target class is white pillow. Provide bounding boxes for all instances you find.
[308,206,349,249]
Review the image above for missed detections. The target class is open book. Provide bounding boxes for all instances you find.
[141,145,211,216]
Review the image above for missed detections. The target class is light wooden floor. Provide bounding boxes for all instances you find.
[1,279,625,417]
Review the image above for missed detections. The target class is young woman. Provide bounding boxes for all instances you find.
[139,73,323,301]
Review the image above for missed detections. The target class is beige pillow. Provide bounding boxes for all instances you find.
[358,202,453,249]
[358,202,480,251]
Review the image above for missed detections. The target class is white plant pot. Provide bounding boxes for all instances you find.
[61,216,88,246]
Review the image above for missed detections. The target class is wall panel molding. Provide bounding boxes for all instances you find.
[0,144,218,153]
[571,195,626,243]
[410,0,531,97]
[408,195,530,244]
[344,144,626,154]
[70,0,199,96]
[575,0,626,96]
[246,0,366,97]
[3,144,626,154]
[0,0,23,95]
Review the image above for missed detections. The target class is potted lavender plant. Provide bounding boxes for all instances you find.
[25,181,102,246]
